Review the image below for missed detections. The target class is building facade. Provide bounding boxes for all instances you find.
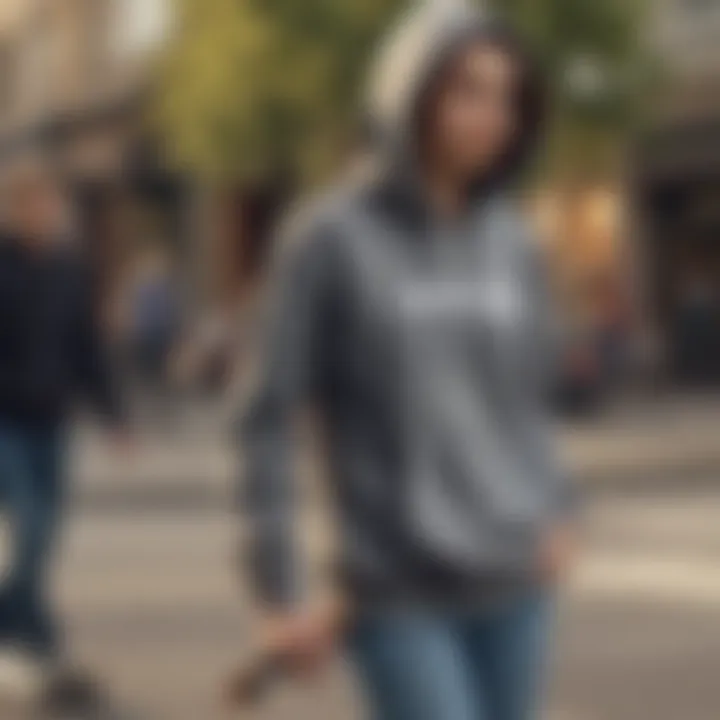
[0,0,188,306]
[638,0,720,383]
[0,0,170,163]
[0,0,273,313]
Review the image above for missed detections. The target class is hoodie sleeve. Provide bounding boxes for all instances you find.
[237,221,338,608]
[74,266,125,428]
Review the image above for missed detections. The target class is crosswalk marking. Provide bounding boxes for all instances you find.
[572,555,720,607]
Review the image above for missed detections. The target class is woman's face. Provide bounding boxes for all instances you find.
[426,42,521,180]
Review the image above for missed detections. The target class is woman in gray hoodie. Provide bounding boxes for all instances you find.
[239,4,576,719]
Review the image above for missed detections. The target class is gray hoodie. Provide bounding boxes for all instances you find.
[239,3,573,608]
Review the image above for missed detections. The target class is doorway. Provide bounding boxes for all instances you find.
[642,169,720,384]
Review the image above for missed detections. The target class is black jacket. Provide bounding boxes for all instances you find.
[0,234,123,428]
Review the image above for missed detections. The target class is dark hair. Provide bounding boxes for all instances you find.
[413,21,546,191]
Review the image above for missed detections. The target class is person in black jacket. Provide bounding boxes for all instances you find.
[0,159,126,690]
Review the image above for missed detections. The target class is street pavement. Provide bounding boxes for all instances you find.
[5,398,720,719]
[51,483,720,719]
[70,394,720,508]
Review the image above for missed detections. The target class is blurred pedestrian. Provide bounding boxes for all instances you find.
[0,157,127,708]
[238,4,576,720]
[591,272,632,391]
[127,248,181,389]
[119,245,184,432]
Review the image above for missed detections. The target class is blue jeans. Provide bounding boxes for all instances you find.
[348,592,552,720]
[0,424,65,656]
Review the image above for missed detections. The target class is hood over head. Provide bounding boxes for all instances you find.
[365,0,545,194]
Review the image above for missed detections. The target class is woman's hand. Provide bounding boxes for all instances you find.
[259,596,348,678]
[537,523,577,584]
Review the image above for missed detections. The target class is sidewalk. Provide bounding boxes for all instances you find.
[70,414,233,508]
[562,394,720,486]
[69,394,720,507]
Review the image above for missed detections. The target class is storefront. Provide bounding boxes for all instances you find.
[636,117,720,384]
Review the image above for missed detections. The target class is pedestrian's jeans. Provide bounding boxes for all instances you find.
[0,423,64,657]
[348,591,552,720]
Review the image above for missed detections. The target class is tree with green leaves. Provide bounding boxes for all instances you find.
[156,0,652,186]
[156,0,406,184]
[498,0,655,181]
